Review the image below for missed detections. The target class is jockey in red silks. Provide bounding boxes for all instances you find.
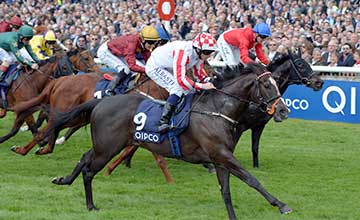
[97,25,160,95]
[145,32,217,132]
[217,22,271,66]
[0,15,23,33]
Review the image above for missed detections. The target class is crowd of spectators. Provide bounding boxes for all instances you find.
[1,0,360,68]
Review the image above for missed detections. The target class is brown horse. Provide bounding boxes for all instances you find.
[0,49,99,143]
[0,52,74,142]
[11,69,173,183]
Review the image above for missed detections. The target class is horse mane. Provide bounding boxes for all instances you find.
[267,54,290,72]
[214,63,268,88]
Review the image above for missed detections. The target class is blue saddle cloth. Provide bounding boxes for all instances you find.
[93,74,132,99]
[133,93,194,157]
[0,64,20,109]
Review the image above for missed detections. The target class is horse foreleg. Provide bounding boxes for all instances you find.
[251,125,266,168]
[25,115,38,136]
[56,125,83,145]
[152,153,174,184]
[217,150,292,215]
[34,110,48,130]
[0,111,28,143]
[35,128,60,155]
[215,165,236,220]
[105,146,137,175]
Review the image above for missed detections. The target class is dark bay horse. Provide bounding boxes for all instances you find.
[105,49,324,174]
[0,49,98,144]
[0,52,74,141]
[48,63,291,219]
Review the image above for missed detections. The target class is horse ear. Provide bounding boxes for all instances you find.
[297,47,302,57]
[287,49,293,60]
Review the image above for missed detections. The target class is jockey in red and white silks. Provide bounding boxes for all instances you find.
[145,32,217,132]
[217,22,271,66]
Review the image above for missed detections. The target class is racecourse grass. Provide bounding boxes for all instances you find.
[0,113,359,220]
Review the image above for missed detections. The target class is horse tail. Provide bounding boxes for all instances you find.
[13,80,56,115]
[44,99,102,137]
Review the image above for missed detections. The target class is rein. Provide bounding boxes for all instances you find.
[11,66,56,93]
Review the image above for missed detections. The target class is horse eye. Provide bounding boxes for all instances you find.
[263,81,270,88]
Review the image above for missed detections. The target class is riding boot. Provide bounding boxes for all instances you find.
[0,70,4,82]
[158,102,177,133]
[106,70,127,96]
[0,65,8,82]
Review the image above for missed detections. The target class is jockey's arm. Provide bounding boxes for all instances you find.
[255,43,270,65]
[25,44,41,63]
[173,50,202,91]
[239,43,253,64]
[193,62,208,82]
[10,44,32,67]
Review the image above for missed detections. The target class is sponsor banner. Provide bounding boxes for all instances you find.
[283,80,360,124]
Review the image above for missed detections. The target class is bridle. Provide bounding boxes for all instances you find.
[68,49,97,73]
[215,71,281,115]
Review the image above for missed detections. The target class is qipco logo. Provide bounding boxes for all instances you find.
[283,98,310,110]
[322,86,356,116]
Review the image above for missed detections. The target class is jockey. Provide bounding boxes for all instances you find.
[29,30,57,60]
[97,25,160,95]
[156,25,171,46]
[0,25,40,81]
[0,15,23,33]
[145,32,217,132]
[217,22,271,66]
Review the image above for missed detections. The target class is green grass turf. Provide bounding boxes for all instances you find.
[0,113,359,220]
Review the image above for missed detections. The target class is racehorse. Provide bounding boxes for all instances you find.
[49,63,291,219]
[11,68,173,183]
[32,48,102,130]
[0,51,74,143]
[105,49,324,174]
[0,49,99,144]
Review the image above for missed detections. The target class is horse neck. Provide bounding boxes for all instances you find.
[199,74,253,123]
[34,62,57,89]
[273,61,292,95]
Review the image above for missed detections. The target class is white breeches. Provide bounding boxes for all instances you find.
[216,33,242,66]
[97,42,145,74]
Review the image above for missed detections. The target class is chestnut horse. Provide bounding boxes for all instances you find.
[0,51,74,142]
[48,63,291,219]
[0,49,99,144]
[11,68,172,183]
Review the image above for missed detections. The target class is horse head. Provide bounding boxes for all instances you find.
[268,50,324,92]
[67,48,100,73]
[214,63,287,119]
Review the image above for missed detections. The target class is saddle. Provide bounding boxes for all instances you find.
[93,72,138,99]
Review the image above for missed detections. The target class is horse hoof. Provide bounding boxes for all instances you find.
[55,136,66,145]
[20,125,29,132]
[279,205,292,214]
[208,167,216,174]
[51,177,65,185]
[10,146,26,156]
[35,147,43,155]
[88,205,99,211]
[10,145,18,152]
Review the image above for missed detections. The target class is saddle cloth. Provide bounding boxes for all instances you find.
[133,93,194,156]
[93,73,133,99]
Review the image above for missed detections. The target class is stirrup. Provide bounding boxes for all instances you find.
[158,123,171,133]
